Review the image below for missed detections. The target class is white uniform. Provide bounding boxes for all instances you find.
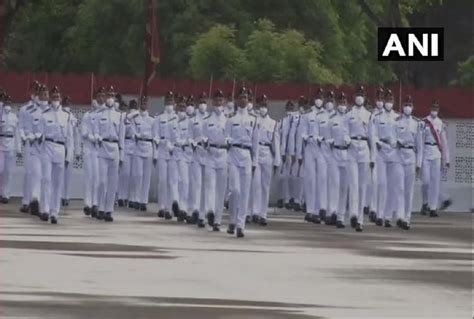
[365,108,383,214]
[39,105,74,218]
[18,101,35,206]
[81,106,102,210]
[329,111,350,223]
[173,115,193,215]
[345,105,371,225]
[225,108,258,230]
[289,112,303,206]
[153,110,178,213]
[0,107,21,200]
[278,113,292,204]
[202,112,228,225]
[395,114,422,224]
[62,109,80,203]
[118,109,139,204]
[189,110,208,215]
[131,110,155,206]
[420,115,449,211]
[370,109,403,222]
[251,113,280,220]
[94,106,125,214]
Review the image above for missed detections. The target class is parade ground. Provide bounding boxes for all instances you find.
[0,199,471,319]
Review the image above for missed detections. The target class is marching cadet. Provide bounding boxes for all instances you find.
[19,81,41,213]
[419,100,450,217]
[296,95,319,223]
[202,90,228,230]
[225,92,235,117]
[329,92,350,228]
[38,86,74,224]
[370,89,403,227]
[94,86,125,222]
[0,95,21,204]
[186,94,195,117]
[24,84,50,217]
[394,95,422,229]
[225,87,259,238]
[81,87,105,217]
[250,94,280,226]
[118,99,139,208]
[173,97,193,222]
[188,92,209,223]
[131,96,155,211]
[61,96,80,207]
[345,85,371,232]
[290,99,304,212]
[153,91,178,220]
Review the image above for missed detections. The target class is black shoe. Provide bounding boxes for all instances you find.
[197,219,205,228]
[331,213,337,225]
[259,218,267,226]
[276,199,284,208]
[396,219,404,228]
[212,224,221,231]
[420,203,428,215]
[164,211,172,220]
[245,215,251,224]
[172,201,180,217]
[83,206,91,216]
[384,220,392,228]
[224,200,229,210]
[325,216,333,226]
[350,216,358,228]
[250,215,258,223]
[61,199,66,207]
[289,198,295,205]
[185,215,193,224]
[97,211,105,220]
[375,218,383,226]
[227,224,235,235]
[104,212,114,222]
[312,215,321,224]
[134,202,140,210]
[206,211,215,227]
[293,203,301,212]
[236,228,244,238]
[319,209,327,221]
[30,200,39,216]
[440,199,452,211]
[363,206,369,215]
[90,208,98,218]
[302,203,307,213]
[118,199,124,207]
[177,210,186,222]
[50,216,58,224]
[304,213,312,222]
[284,202,292,210]
[191,211,199,224]
[401,221,411,230]
[40,213,49,222]
[140,203,147,211]
[157,210,165,218]
[128,201,135,208]
[65,199,69,206]
[369,211,377,223]
[20,204,29,213]
[1,197,9,204]
[429,210,439,217]
[355,223,363,232]
[336,220,345,228]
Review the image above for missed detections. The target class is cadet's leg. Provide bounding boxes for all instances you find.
[97,157,108,212]
[237,164,252,231]
[51,162,64,218]
[106,158,119,213]
[377,159,388,220]
[228,163,240,226]
[132,156,144,204]
[141,157,152,205]
[168,159,179,211]
[157,159,168,211]
[82,152,92,207]
[421,161,430,207]
[250,164,262,216]
[118,154,130,201]
[357,162,369,225]
[214,165,227,225]
[0,151,6,198]
[327,159,338,216]
[390,162,405,221]
[303,157,316,216]
[317,155,328,214]
[282,160,291,203]
[338,164,349,223]
[41,157,52,215]
[203,165,216,219]
[404,163,416,223]
[260,163,272,219]
[177,160,189,213]
[347,160,359,221]
[429,158,441,211]
[91,154,100,207]
[4,151,15,199]
[190,161,202,213]
[21,146,31,205]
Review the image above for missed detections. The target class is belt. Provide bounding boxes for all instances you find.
[103,138,119,144]
[231,144,252,151]
[209,143,228,149]
[400,145,415,149]
[45,138,65,145]
[0,134,14,138]
[259,142,272,147]
[137,138,153,142]
[197,141,205,147]
[333,145,348,150]
[425,142,438,146]
[125,137,132,140]
[379,138,390,144]
[351,136,368,141]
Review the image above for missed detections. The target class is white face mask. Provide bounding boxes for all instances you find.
[39,100,48,107]
[337,105,347,113]
[403,106,413,115]
[165,104,174,113]
[114,102,119,110]
[355,96,364,106]
[92,100,98,109]
[4,105,11,112]
[315,98,323,108]
[106,97,115,107]
[34,96,40,104]
[299,106,304,113]
[178,111,186,119]
[186,105,195,115]
[260,107,268,116]
[198,103,207,113]
[325,102,334,112]
[384,102,393,111]
[51,101,60,108]
[215,105,224,114]
[247,102,253,111]
[226,102,234,110]
[63,106,71,112]
[430,110,438,118]
[375,101,384,109]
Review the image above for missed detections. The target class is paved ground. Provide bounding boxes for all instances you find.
[0,199,472,319]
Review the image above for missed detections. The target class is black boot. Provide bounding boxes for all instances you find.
[64,199,69,206]
[20,204,29,213]
[212,224,221,231]
[117,199,124,207]
[172,201,180,217]
[157,209,165,218]
[245,215,251,224]
[236,228,245,238]
[293,203,301,212]
[384,220,392,228]
[336,220,345,228]
[312,215,321,224]
[369,211,377,223]
[61,199,66,207]
[164,211,173,220]
[396,219,404,228]
[140,203,147,211]
[259,218,268,226]
[83,206,91,216]
[319,209,327,222]
[251,215,260,223]
[350,216,358,228]
[104,212,114,222]
[197,219,205,228]
[97,211,105,220]
[206,211,215,227]
[91,206,98,218]
[375,218,383,226]
[363,206,369,215]
[302,203,307,213]
[440,199,452,211]
[40,213,49,222]
[128,201,134,208]
[227,224,235,235]
[191,211,199,224]
[330,213,337,225]
[420,203,428,215]
[30,199,39,216]
[276,199,284,208]
[304,213,312,222]
[50,216,58,224]
[355,223,363,232]
[177,210,186,222]
[429,210,439,217]
[401,221,411,230]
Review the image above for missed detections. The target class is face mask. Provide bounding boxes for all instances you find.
[51,101,60,108]
[337,105,347,113]
[375,101,384,109]
[114,102,119,110]
[355,96,364,106]
[247,102,253,111]
[186,105,195,115]
[34,96,40,104]
[258,107,267,116]
[63,106,71,112]
[198,103,207,113]
[39,100,48,107]
[325,102,334,112]
[299,106,304,113]
[215,106,224,114]
[165,104,174,113]
[106,97,115,107]
[315,99,323,108]
[4,105,11,112]
[430,110,438,118]
[227,102,234,110]
[403,106,412,115]
[92,100,98,108]
[384,102,393,111]
[178,111,186,119]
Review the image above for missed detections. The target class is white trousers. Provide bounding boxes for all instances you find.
[327,159,339,215]
[347,161,369,225]
[278,159,291,202]
[189,161,205,213]
[399,163,416,223]
[228,162,252,229]
[177,160,190,213]
[98,157,119,213]
[422,158,441,210]
[317,155,329,212]
[157,159,179,211]
[63,161,73,200]
[21,144,31,205]
[133,156,152,204]
[204,164,228,223]
[290,161,304,204]
[0,151,14,199]
[376,159,403,220]
[118,153,134,201]
[41,158,65,217]
[30,153,42,202]
[365,164,377,211]
[303,156,317,214]
[333,162,349,222]
[83,151,99,208]
[251,162,273,219]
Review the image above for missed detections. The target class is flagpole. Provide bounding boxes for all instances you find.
[208,73,213,99]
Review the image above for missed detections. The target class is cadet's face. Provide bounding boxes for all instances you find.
[177,103,186,112]
[39,91,49,101]
[96,93,105,104]
[238,95,248,108]
[213,97,224,106]
[51,94,61,102]
[140,101,148,111]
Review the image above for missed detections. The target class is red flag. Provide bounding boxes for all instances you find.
[142,0,159,98]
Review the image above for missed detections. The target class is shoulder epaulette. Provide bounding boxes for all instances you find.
[203,114,211,120]
[63,109,71,115]
[42,107,50,113]
[316,110,324,115]
[395,115,402,121]
[413,116,421,121]
[329,113,337,119]
[374,112,382,117]
[97,108,106,113]
[27,104,35,111]
[131,113,139,119]
[250,113,257,119]
[168,116,177,122]
[29,107,37,113]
